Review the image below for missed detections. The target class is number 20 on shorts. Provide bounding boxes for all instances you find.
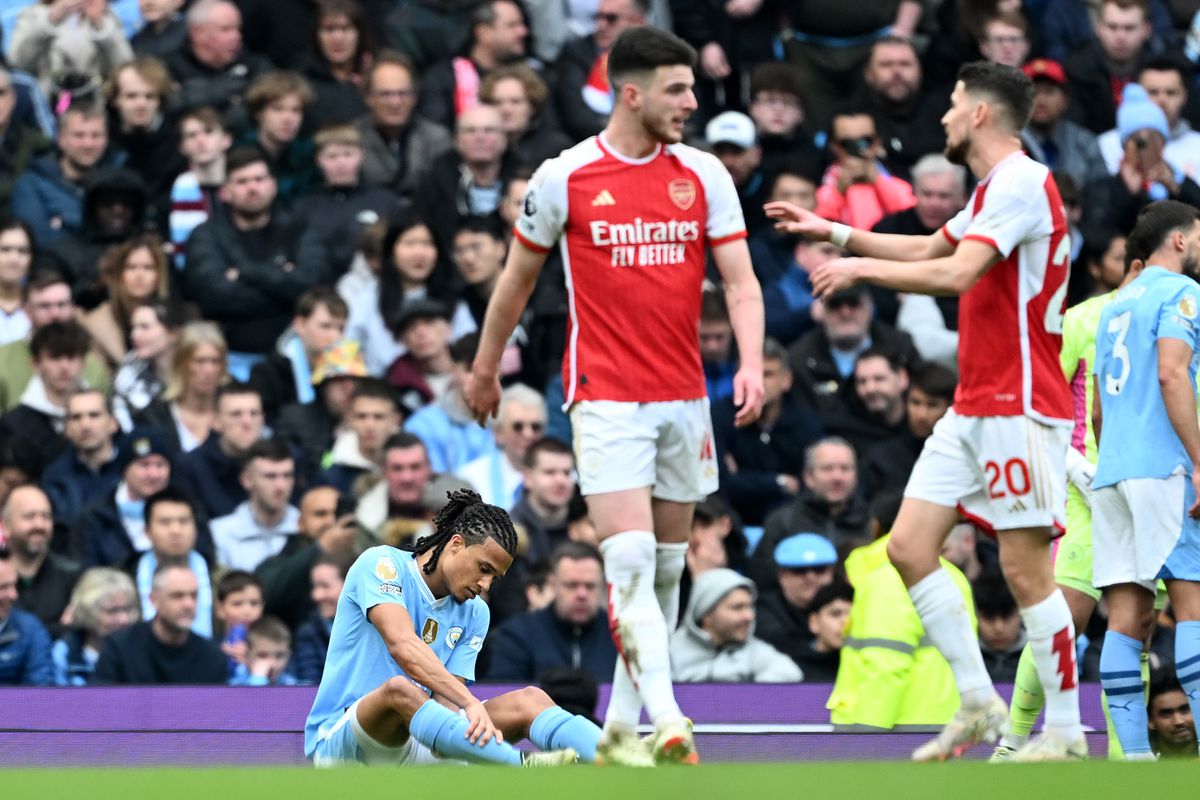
[985,458,1032,499]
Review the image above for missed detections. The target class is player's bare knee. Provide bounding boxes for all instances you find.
[514,685,554,714]
[887,533,930,578]
[383,676,426,717]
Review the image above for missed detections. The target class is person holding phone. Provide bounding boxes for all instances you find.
[815,106,915,232]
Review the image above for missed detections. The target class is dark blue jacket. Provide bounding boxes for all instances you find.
[0,609,54,685]
[11,149,125,246]
[482,606,617,684]
[69,486,215,568]
[175,436,246,520]
[293,611,332,685]
[42,446,123,538]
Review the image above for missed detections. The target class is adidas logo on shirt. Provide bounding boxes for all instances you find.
[591,189,616,206]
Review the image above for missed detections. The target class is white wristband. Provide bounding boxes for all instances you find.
[829,223,851,248]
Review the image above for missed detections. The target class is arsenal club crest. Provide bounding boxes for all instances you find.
[668,179,695,210]
[422,618,440,644]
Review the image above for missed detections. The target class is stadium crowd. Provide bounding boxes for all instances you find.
[0,0,1195,754]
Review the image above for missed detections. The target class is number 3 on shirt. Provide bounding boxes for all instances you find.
[1105,311,1133,396]
[1043,235,1071,335]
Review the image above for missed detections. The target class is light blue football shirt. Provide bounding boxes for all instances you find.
[303,546,490,757]
[1094,266,1200,487]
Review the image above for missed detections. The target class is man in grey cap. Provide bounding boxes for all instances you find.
[670,567,801,683]
[705,110,768,233]
[755,531,838,659]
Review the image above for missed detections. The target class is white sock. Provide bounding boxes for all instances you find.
[1020,589,1082,739]
[909,568,995,708]
[605,541,690,730]
[601,530,682,726]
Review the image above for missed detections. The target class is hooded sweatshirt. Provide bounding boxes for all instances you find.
[669,568,803,683]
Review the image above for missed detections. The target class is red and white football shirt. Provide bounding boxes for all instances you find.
[941,151,1072,424]
[514,134,746,404]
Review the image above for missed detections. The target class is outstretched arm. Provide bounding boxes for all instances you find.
[809,238,1001,298]
[763,201,955,262]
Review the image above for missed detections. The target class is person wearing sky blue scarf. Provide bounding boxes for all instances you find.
[305,488,595,767]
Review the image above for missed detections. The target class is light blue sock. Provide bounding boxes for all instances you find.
[529,706,601,763]
[1175,620,1200,750]
[1100,631,1152,756]
[408,700,523,766]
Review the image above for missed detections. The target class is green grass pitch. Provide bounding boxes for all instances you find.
[4,762,1196,800]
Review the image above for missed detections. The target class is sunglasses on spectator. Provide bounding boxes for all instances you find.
[511,421,545,434]
[781,565,833,576]
[825,296,864,311]
[593,12,621,24]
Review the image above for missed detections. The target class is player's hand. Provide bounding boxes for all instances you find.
[809,257,863,298]
[732,365,764,427]
[724,0,763,18]
[1190,468,1200,519]
[764,201,833,241]
[463,369,502,426]
[1064,448,1094,501]
[462,700,502,746]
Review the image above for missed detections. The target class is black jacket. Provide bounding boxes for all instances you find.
[861,90,949,182]
[552,36,606,141]
[293,182,405,278]
[510,114,573,172]
[753,490,871,589]
[712,395,824,526]
[1082,173,1200,237]
[93,621,227,685]
[414,147,523,257]
[131,15,187,60]
[821,391,908,462]
[15,552,81,638]
[482,606,617,684]
[0,404,68,464]
[293,610,332,684]
[509,495,568,566]
[108,112,185,226]
[755,586,813,663]
[181,208,330,354]
[787,321,920,417]
[69,485,215,568]
[248,352,297,426]
[860,428,925,502]
[175,435,246,520]
[299,55,369,130]
[1064,43,1149,134]
[274,398,339,486]
[793,642,840,683]
[167,43,273,130]
[255,536,323,631]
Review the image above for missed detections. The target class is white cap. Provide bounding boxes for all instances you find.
[704,111,756,149]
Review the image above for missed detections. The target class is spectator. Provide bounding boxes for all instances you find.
[353,53,452,199]
[755,438,869,588]
[93,561,227,684]
[824,347,910,459]
[860,360,955,501]
[292,551,349,684]
[0,546,54,685]
[111,298,185,431]
[132,0,187,59]
[1148,671,1199,758]
[1082,83,1200,234]
[0,220,36,346]
[1077,229,1129,302]
[41,388,122,538]
[228,616,299,685]
[704,111,769,234]
[6,484,80,636]
[713,338,823,526]
[1019,59,1108,193]
[274,339,366,482]
[417,0,529,131]
[0,271,111,414]
[700,289,737,403]
[415,103,520,256]
[0,320,92,462]
[167,0,271,127]
[1065,0,1156,134]
[552,0,647,141]
[976,9,1031,69]
[0,439,43,511]
[319,378,399,495]
[12,105,113,247]
[51,566,137,684]
[175,382,264,519]
[483,541,617,683]
[754,532,836,661]
[8,0,133,100]
[679,496,750,617]
[181,147,329,372]
[671,568,801,683]
[135,320,227,453]
[940,521,984,583]
[456,383,545,510]
[68,427,175,568]
[749,165,821,307]
[213,569,264,673]
[1098,56,1200,178]
[293,125,403,279]
[793,580,853,683]
[299,0,373,129]
[451,215,507,329]
[0,69,53,213]
[480,64,571,171]
[248,287,348,424]
[240,71,318,201]
[828,499,974,729]
[1042,0,1178,65]
[405,333,495,474]
[80,233,170,367]
[510,438,576,565]
[45,166,149,311]
[746,63,822,188]
[255,485,357,630]
[815,106,915,232]
[130,487,213,637]
[167,106,231,262]
[356,432,435,548]
[859,36,948,182]
[788,285,919,417]
[385,300,454,415]
[211,439,300,572]
[974,569,1024,684]
[104,58,184,218]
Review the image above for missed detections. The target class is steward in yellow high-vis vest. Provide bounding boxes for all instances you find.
[827,534,976,729]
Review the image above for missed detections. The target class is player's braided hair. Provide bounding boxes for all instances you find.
[411,488,519,575]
